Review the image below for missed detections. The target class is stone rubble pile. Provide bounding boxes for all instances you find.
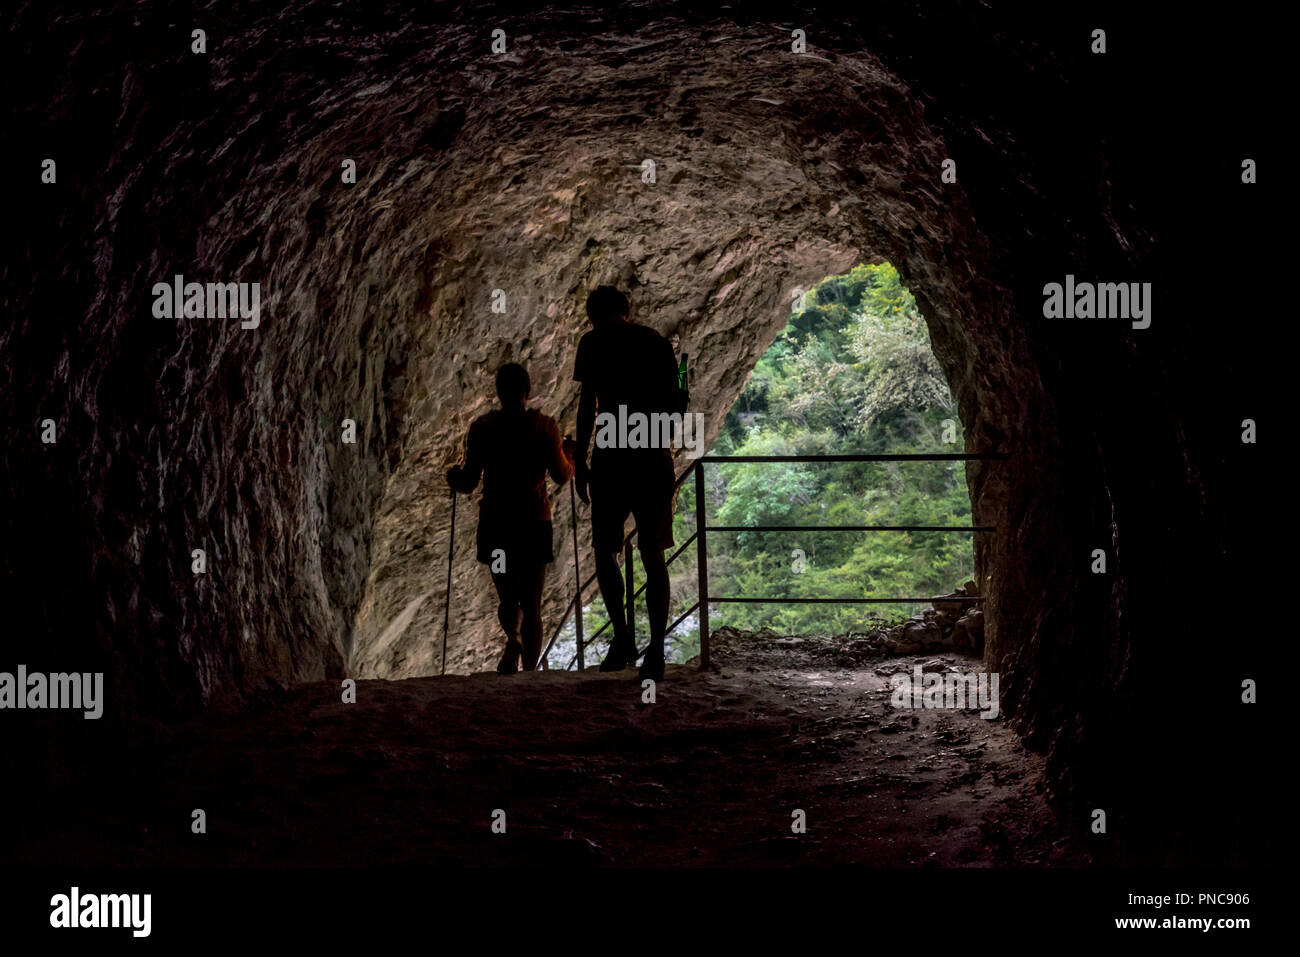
[879,580,984,655]
[698,580,986,666]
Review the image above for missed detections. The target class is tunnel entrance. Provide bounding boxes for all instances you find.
[543,262,978,669]
[328,24,1011,686]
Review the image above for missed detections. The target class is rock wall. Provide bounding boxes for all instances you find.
[3,1,1270,861]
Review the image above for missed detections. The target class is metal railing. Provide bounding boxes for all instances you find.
[538,451,1008,671]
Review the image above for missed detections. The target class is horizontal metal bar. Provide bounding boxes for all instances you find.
[711,596,986,604]
[543,451,1000,669]
[706,525,995,533]
[700,453,1008,463]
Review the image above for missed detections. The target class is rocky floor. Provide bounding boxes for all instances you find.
[16,630,1081,868]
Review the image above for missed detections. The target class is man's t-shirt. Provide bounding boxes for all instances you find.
[574,321,679,468]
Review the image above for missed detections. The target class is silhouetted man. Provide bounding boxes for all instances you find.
[573,285,681,681]
[448,363,574,673]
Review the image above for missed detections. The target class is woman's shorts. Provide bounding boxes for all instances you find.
[476,515,555,566]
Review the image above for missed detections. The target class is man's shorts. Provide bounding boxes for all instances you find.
[476,514,555,566]
[589,452,676,554]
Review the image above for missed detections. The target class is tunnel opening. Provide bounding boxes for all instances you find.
[344,32,997,684]
[539,261,980,670]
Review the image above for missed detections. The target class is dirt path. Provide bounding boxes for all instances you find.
[26,631,1081,867]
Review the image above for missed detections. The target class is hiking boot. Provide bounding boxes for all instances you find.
[599,637,638,672]
[497,640,522,675]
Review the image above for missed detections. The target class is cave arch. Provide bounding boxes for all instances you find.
[342,36,1022,683]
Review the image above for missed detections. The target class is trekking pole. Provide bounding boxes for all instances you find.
[570,475,584,670]
[441,488,457,676]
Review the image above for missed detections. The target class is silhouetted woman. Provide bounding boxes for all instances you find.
[447,363,574,672]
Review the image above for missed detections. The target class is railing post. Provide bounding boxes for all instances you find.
[695,461,709,670]
[624,536,635,650]
[570,480,584,670]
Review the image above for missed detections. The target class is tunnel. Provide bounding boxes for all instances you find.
[3,0,1270,872]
